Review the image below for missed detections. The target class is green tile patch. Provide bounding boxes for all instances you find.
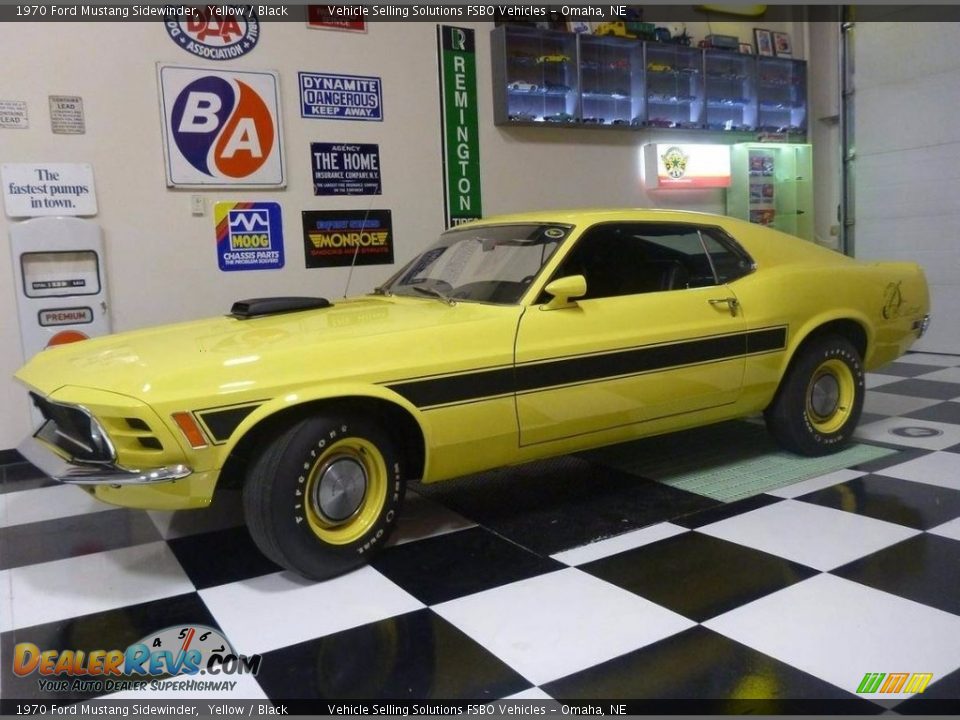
[580,420,897,503]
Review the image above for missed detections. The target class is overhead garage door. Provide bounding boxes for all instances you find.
[851,21,960,354]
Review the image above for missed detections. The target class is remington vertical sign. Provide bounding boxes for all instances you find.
[438,26,482,228]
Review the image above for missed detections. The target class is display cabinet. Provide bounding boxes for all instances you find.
[704,50,756,132]
[492,25,580,125]
[578,33,644,127]
[491,27,807,135]
[727,142,813,240]
[756,57,807,135]
[642,43,703,129]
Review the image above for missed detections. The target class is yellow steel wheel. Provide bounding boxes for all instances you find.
[303,438,388,546]
[244,413,406,580]
[804,357,856,435]
[764,335,865,456]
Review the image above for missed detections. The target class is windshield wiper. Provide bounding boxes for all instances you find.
[411,286,455,305]
[371,285,391,296]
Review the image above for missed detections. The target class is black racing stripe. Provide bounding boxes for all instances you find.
[387,367,515,409]
[515,333,746,392]
[197,405,259,443]
[747,326,788,353]
[387,327,787,409]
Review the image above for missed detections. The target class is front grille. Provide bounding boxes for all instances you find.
[31,393,113,462]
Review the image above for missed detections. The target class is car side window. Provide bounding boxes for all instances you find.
[699,230,754,284]
[544,223,753,302]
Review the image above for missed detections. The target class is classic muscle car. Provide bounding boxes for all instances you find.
[15,210,930,580]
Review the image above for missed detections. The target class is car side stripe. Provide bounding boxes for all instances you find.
[196,404,261,443]
[386,326,787,410]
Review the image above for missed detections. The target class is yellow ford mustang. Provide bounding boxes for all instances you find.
[15,209,930,579]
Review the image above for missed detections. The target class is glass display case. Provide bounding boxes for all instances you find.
[492,25,579,125]
[578,34,644,127]
[642,43,703,129]
[704,50,756,132]
[756,57,807,135]
[727,142,813,240]
[491,27,806,135]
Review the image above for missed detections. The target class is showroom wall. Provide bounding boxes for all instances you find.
[0,18,805,450]
[851,21,960,354]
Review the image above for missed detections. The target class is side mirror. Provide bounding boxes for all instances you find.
[542,274,587,310]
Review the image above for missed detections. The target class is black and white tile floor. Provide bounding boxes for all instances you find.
[2,352,960,712]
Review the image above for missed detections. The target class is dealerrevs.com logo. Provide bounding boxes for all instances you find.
[13,625,261,694]
[165,6,260,61]
[158,65,286,187]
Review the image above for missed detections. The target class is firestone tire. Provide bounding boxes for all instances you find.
[764,335,865,456]
[243,414,406,581]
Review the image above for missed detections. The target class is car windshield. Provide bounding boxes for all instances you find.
[381,223,569,304]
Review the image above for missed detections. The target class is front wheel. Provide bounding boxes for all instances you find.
[243,414,405,580]
[764,335,865,456]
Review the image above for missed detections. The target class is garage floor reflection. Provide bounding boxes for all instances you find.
[2,352,960,711]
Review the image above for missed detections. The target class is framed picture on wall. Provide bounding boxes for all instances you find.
[739,43,754,54]
[772,31,792,57]
[754,28,773,57]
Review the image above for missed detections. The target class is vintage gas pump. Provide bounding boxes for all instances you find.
[9,216,112,360]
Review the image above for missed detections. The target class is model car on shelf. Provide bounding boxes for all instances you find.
[508,112,538,122]
[15,210,930,580]
[647,61,673,73]
[543,80,572,93]
[508,52,537,66]
[645,118,678,127]
[544,112,577,123]
[581,117,605,124]
[537,54,570,64]
[508,81,539,92]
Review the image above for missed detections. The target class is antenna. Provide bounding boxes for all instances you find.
[342,176,381,299]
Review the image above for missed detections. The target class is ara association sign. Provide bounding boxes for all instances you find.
[164,5,261,61]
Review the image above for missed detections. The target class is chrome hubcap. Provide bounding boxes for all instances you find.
[312,456,367,524]
[810,374,841,418]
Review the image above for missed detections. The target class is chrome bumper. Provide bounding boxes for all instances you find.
[914,313,932,338]
[17,435,193,486]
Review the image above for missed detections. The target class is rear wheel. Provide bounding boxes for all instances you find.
[243,414,405,580]
[764,335,865,456]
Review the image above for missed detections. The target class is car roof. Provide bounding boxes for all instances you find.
[450,208,739,229]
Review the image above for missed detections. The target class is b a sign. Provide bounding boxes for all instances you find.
[157,64,285,187]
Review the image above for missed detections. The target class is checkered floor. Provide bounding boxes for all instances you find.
[2,352,960,711]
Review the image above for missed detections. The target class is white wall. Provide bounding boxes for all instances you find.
[0,19,802,450]
[807,21,841,250]
[852,22,960,354]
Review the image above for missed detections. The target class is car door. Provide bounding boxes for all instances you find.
[514,221,754,447]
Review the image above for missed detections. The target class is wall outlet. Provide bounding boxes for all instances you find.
[190,195,205,217]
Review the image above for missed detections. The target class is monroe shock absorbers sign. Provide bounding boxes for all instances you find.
[301,209,393,268]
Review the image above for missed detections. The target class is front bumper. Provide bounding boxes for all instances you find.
[18,434,193,486]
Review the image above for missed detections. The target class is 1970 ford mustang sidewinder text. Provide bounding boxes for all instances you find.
[15,210,931,579]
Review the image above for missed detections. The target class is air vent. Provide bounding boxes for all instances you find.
[230,297,331,319]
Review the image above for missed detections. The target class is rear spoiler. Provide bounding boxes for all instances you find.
[229,297,331,319]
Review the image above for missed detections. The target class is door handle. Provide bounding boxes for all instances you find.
[709,297,739,316]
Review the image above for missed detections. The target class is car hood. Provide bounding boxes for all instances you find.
[15,295,521,403]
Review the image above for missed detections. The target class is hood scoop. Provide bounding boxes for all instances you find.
[230,296,332,319]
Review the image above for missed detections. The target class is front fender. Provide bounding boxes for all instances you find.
[219,381,432,473]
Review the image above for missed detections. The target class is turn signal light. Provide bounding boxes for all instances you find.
[172,412,208,449]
